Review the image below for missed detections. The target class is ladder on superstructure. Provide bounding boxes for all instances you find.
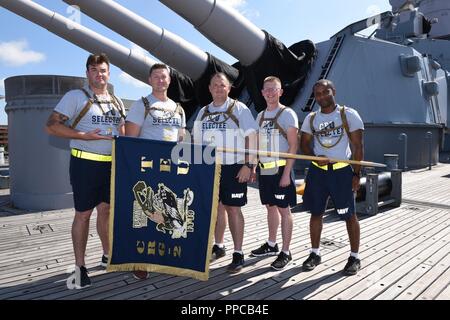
[302,35,345,112]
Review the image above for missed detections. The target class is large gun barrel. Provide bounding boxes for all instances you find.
[0,0,155,84]
[64,0,210,81]
[159,0,265,67]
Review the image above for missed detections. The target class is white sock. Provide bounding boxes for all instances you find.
[267,240,277,248]
[350,252,359,259]
[214,243,224,248]
[311,248,320,256]
[283,250,290,255]
[103,254,109,258]
[234,250,244,255]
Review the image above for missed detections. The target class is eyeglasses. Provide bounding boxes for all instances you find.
[262,87,281,93]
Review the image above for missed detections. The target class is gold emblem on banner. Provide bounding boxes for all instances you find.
[132,181,195,239]
[177,160,190,175]
[141,157,153,172]
[160,159,171,172]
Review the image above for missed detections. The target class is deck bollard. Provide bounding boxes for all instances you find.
[383,154,399,171]
[426,131,432,170]
[0,147,4,165]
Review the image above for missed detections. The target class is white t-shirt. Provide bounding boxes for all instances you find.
[301,105,364,160]
[256,105,298,163]
[126,94,186,142]
[193,98,258,164]
[54,86,125,155]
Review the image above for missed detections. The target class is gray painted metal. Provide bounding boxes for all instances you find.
[0,0,156,84]
[3,75,95,210]
[420,0,450,39]
[159,0,266,66]
[64,0,208,80]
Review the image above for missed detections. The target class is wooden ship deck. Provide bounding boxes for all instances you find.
[0,163,449,301]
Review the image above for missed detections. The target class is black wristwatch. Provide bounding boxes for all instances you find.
[352,170,361,178]
[244,163,255,170]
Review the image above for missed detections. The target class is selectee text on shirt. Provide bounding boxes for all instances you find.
[91,114,122,125]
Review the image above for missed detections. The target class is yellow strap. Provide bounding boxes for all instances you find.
[259,159,287,169]
[312,161,349,170]
[71,149,112,162]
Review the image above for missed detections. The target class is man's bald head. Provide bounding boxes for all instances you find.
[313,79,336,91]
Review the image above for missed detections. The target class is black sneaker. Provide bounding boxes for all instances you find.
[302,252,321,271]
[227,252,244,273]
[271,251,292,270]
[74,265,91,289]
[250,242,279,257]
[212,244,226,259]
[100,254,108,268]
[343,256,361,275]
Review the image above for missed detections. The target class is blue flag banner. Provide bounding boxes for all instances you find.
[107,137,220,281]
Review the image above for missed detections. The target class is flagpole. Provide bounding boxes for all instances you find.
[217,147,386,168]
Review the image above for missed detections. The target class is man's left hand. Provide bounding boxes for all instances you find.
[352,175,361,192]
[236,165,252,183]
[279,173,291,188]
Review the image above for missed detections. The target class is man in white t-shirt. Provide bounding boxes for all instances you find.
[250,76,298,271]
[300,79,364,276]
[46,53,126,289]
[193,72,258,273]
[125,63,185,142]
[125,63,186,280]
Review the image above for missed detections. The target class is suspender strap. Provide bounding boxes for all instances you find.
[110,93,126,119]
[71,89,93,129]
[142,97,184,120]
[259,106,288,140]
[200,99,239,127]
[309,111,317,135]
[340,106,350,136]
[142,96,151,120]
[71,89,124,129]
[309,106,350,149]
[225,99,239,127]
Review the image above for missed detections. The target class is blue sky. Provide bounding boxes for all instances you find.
[0,0,391,125]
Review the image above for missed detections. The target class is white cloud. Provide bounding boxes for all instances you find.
[118,72,148,88]
[130,43,149,57]
[219,0,260,19]
[220,0,246,9]
[0,40,45,67]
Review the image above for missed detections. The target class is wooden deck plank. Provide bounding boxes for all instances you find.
[354,231,450,299]
[396,253,450,300]
[331,223,449,300]
[416,264,450,300]
[256,209,449,300]
[110,205,420,300]
[207,207,438,300]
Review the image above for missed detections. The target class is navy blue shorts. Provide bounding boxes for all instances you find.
[258,166,297,208]
[69,156,111,212]
[219,164,247,207]
[302,163,355,220]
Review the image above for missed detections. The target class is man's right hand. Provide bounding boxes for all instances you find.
[83,129,113,140]
[315,154,329,166]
